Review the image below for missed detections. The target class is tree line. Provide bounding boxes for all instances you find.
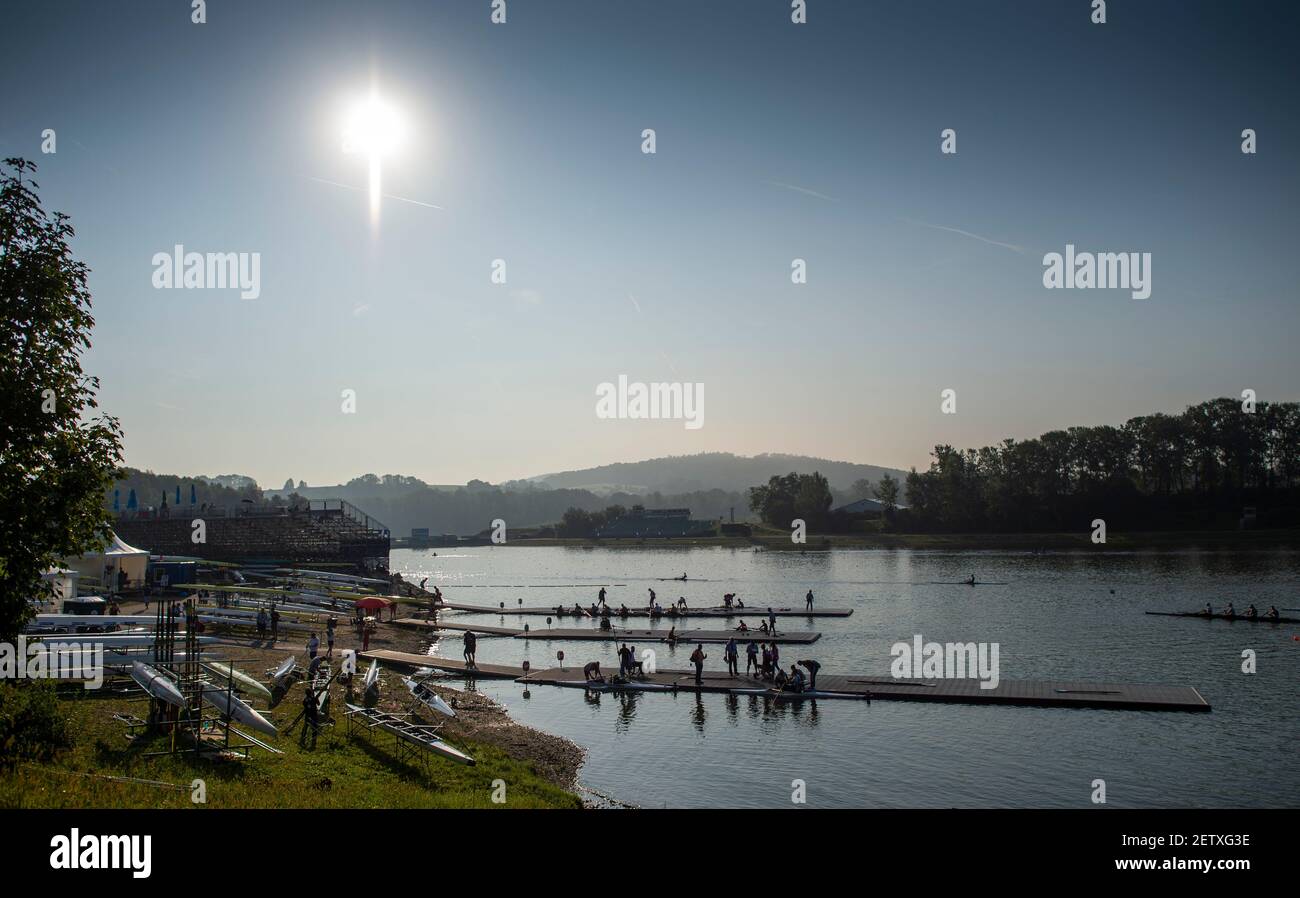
[896,398,1300,533]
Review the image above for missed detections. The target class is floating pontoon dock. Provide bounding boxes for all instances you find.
[435,601,853,618]
[360,650,525,679]
[361,652,1209,711]
[393,619,819,644]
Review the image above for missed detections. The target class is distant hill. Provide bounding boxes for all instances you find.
[527,452,910,495]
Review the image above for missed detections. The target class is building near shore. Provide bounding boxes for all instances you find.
[596,507,716,539]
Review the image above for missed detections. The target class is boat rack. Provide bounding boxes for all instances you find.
[343,705,474,771]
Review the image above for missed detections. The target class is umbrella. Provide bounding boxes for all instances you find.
[355,597,391,611]
[127,489,138,510]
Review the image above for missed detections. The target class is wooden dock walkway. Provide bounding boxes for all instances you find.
[393,619,520,636]
[522,627,820,644]
[393,618,819,644]
[518,667,1211,711]
[361,652,1209,712]
[438,601,853,619]
[358,650,525,679]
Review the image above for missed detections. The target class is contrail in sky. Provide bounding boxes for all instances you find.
[306,175,444,210]
[904,218,1025,254]
[763,180,838,202]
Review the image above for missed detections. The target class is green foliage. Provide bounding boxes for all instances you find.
[0,681,74,767]
[557,504,628,538]
[748,471,834,529]
[898,398,1300,533]
[0,158,123,642]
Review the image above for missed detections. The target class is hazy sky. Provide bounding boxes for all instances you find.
[3,0,1297,487]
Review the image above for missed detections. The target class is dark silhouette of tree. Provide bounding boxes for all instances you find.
[1,159,124,641]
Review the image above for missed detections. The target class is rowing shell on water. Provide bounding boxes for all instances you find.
[200,684,278,736]
[403,677,456,716]
[728,687,870,701]
[202,661,273,702]
[131,661,186,708]
[1145,611,1299,624]
[553,679,676,693]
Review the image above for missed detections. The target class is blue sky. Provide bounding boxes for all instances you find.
[2,0,1296,487]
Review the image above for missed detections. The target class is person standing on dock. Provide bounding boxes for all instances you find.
[797,659,821,691]
[617,643,632,676]
[690,644,708,684]
[307,632,320,661]
[805,590,814,610]
[648,587,656,609]
[326,616,337,658]
[256,608,268,638]
[770,641,780,674]
[724,637,739,676]
[746,641,759,675]
[463,630,478,668]
[598,587,607,606]
[767,608,778,635]
[270,604,281,642]
[760,644,772,679]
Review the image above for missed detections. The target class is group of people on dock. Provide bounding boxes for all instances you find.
[1202,602,1280,620]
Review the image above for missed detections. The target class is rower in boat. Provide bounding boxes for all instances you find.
[758,620,770,634]
[599,616,612,631]
[1203,603,1214,616]
[1224,602,1236,618]
[1266,605,1280,620]
[966,575,977,585]
[736,619,749,632]
[773,666,788,689]
[1246,604,1258,619]
[573,603,584,616]
[784,665,806,693]
[618,603,629,617]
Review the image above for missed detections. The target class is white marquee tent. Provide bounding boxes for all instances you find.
[64,531,150,592]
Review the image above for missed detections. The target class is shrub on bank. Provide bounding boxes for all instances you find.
[0,681,74,766]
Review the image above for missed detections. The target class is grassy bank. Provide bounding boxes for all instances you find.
[0,687,581,809]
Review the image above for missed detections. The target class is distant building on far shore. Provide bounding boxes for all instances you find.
[832,498,895,518]
[597,507,715,539]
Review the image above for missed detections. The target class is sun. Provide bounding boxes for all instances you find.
[342,92,405,228]
[343,94,404,159]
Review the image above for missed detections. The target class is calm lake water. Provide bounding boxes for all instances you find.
[392,546,1300,809]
